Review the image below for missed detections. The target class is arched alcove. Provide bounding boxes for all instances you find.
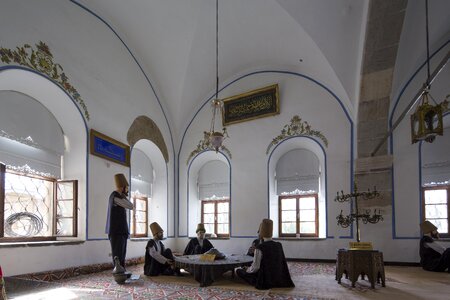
[267,136,327,238]
[419,113,450,235]
[131,139,168,234]
[128,116,169,163]
[187,151,231,237]
[0,67,88,239]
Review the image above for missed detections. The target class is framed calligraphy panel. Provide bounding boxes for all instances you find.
[90,129,130,167]
[222,84,279,126]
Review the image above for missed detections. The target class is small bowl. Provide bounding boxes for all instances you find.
[113,273,128,284]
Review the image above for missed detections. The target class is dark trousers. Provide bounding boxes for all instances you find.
[236,268,258,286]
[436,248,450,272]
[109,234,128,268]
[145,248,176,276]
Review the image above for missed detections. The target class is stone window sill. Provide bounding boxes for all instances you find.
[274,237,327,241]
[0,239,85,248]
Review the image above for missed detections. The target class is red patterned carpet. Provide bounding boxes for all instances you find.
[6,262,337,299]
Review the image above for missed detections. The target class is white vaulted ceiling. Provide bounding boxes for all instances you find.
[76,0,368,138]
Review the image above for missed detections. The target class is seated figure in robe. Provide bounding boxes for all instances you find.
[144,222,181,276]
[236,219,295,290]
[183,223,214,255]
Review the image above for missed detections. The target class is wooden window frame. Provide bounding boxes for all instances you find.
[131,195,148,238]
[278,194,319,238]
[422,185,450,238]
[0,163,78,242]
[53,180,78,237]
[201,199,230,238]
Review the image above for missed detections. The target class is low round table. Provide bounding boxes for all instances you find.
[174,254,253,287]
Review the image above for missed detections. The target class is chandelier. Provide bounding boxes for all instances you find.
[410,0,448,144]
[205,0,228,152]
[335,183,383,243]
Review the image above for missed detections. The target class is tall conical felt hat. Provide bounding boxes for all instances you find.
[420,220,437,234]
[259,219,273,238]
[150,222,163,236]
[196,223,206,233]
[114,173,129,188]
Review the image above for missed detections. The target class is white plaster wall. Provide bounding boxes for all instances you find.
[421,116,450,185]
[1,238,176,277]
[186,152,230,237]
[131,148,153,195]
[179,71,354,259]
[2,0,449,278]
[268,138,327,239]
[388,0,450,261]
[132,139,169,234]
[0,0,174,275]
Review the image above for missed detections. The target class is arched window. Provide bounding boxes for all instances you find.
[276,149,320,237]
[130,148,153,238]
[187,151,230,238]
[421,114,450,237]
[0,91,78,240]
[130,139,168,237]
[199,160,230,237]
[268,137,326,238]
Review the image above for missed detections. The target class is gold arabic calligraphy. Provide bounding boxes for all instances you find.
[227,94,273,118]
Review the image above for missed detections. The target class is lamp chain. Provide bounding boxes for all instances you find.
[210,0,219,135]
[216,0,219,100]
[425,0,431,88]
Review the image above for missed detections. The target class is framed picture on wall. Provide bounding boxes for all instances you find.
[90,129,130,167]
[222,84,279,126]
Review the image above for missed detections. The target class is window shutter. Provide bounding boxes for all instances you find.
[54,180,78,237]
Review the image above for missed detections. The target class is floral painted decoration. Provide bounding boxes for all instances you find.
[266,115,328,154]
[0,41,90,120]
[187,131,232,164]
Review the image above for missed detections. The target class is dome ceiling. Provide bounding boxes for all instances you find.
[77,0,368,137]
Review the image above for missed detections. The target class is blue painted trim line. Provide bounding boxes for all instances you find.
[388,39,449,239]
[0,65,91,241]
[266,135,332,239]
[186,150,231,237]
[177,70,354,239]
[339,235,353,239]
[415,112,449,240]
[70,0,177,238]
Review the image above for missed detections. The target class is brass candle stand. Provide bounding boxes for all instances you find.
[335,183,383,243]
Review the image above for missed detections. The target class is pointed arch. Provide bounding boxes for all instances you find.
[127,115,169,163]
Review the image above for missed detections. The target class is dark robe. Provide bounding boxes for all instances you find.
[255,240,295,289]
[183,238,214,255]
[247,239,262,256]
[107,191,129,268]
[144,239,175,276]
[420,236,450,272]
[237,240,295,290]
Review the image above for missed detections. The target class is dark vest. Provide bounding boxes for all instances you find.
[144,239,166,276]
[247,239,262,256]
[108,191,129,235]
[255,240,295,290]
[183,238,214,255]
[420,236,441,271]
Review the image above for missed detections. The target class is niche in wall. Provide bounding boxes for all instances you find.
[268,137,326,238]
[0,69,87,239]
[130,139,167,236]
[187,151,230,237]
